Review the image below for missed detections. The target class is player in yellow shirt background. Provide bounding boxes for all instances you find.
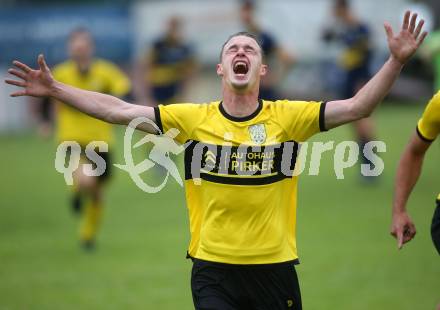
[52,28,131,250]
[391,90,440,255]
[5,11,426,309]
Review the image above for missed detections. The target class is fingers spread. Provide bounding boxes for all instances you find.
[8,68,27,80]
[402,10,410,30]
[417,31,428,46]
[13,61,31,73]
[5,79,26,87]
[10,91,27,97]
[414,19,424,39]
[409,13,417,33]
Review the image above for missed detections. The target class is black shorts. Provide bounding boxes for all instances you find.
[65,145,112,183]
[432,200,440,255]
[40,97,52,123]
[88,150,112,182]
[191,259,302,310]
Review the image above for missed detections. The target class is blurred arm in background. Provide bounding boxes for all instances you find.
[133,49,155,105]
[420,29,440,92]
[391,131,430,248]
[269,44,296,90]
[391,90,440,253]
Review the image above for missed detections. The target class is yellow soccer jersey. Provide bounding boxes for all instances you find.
[53,59,131,146]
[156,99,326,264]
[417,90,440,142]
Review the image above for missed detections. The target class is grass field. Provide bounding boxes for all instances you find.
[0,103,439,310]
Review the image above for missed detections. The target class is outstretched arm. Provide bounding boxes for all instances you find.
[324,11,427,130]
[391,132,431,249]
[5,55,158,133]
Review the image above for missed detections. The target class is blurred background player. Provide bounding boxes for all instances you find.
[4,10,428,307]
[322,0,377,180]
[421,27,440,92]
[399,0,435,100]
[134,16,196,106]
[391,90,440,255]
[52,28,131,250]
[239,0,295,101]
[133,16,196,178]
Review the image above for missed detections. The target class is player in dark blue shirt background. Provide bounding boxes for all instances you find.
[240,0,295,101]
[135,16,197,106]
[323,0,377,180]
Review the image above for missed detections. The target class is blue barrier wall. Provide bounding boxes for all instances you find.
[0,5,132,66]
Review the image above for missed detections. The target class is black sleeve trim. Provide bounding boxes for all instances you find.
[416,125,434,143]
[154,106,164,135]
[319,101,328,132]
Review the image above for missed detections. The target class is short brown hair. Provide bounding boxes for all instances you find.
[219,31,263,61]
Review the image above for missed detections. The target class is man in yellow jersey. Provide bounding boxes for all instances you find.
[52,28,131,250]
[6,11,425,309]
[391,90,440,255]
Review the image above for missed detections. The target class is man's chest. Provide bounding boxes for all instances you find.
[184,121,298,182]
[192,120,289,146]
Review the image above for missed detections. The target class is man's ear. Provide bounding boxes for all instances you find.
[260,64,268,77]
[216,63,224,76]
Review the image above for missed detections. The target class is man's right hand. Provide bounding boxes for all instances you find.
[5,54,54,98]
[390,211,417,249]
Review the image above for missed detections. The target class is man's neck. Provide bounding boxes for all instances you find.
[75,59,92,75]
[221,88,260,118]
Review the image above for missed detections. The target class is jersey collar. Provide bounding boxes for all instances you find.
[219,99,263,122]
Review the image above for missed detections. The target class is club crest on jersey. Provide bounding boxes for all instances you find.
[248,124,266,144]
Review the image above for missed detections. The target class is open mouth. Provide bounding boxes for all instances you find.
[233,61,249,75]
